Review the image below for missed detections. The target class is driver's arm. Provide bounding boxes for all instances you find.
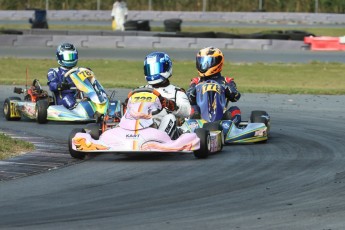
[47,68,60,92]
[225,79,241,102]
[173,90,191,119]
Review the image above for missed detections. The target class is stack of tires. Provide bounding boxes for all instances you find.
[124,20,150,31]
[164,19,182,32]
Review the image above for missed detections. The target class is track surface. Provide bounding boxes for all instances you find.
[1,81,345,229]
[2,46,345,63]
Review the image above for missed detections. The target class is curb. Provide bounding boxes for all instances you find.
[0,128,81,182]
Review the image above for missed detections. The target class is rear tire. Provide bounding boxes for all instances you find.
[193,128,210,159]
[36,100,48,124]
[69,128,86,160]
[3,97,21,121]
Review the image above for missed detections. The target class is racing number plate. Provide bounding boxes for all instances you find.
[10,102,21,118]
[130,92,157,103]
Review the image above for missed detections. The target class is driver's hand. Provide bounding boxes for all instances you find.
[57,82,71,91]
[160,97,178,112]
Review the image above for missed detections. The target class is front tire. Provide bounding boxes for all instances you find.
[193,128,210,159]
[69,128,86,160]
[83,123,101,140]
[3,97,21,121]
[250,110,270,130]
[36,100,48,124]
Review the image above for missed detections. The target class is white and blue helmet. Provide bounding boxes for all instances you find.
[56,43,78,68]
[144,52,173,85]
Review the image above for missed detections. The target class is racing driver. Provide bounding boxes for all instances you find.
[140,51,191,139]
[186,46,242,126]
[47,42,78,109]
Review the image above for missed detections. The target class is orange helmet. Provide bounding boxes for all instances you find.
[196,47,224,77]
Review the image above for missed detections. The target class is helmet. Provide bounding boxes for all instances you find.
[56,43,78,68]
[144,52,172,85]
[196,46,224,77]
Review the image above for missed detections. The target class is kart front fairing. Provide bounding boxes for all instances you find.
[68,68,109,115]
[71,90,200,153]
[72,127,200,152]
[119,90,162,130]
[196,80,226,122]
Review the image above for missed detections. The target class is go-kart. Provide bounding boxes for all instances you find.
[68,88,222,159]
[180,80,270,144]
[3,67,122,124]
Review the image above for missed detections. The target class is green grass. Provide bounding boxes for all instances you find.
[0,133,35,160]
[1,58,345,95]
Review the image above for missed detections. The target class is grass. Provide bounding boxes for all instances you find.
[0,133,35,160]
[1,58,345,95]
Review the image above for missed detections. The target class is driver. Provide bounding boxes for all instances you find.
[47,42,78,109]
[138,51,191,139]
[186,46,242,126]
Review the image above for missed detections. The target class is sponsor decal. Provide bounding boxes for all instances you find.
[126,134,140,139]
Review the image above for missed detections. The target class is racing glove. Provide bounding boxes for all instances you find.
[160,97,178,112]
[57,82,71,91]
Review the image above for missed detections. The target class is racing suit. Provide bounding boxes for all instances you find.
[186,73,241,125]
[141,83,191,139]
[111,1,128,31]
[47,66,77,109]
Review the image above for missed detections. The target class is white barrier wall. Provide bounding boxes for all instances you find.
[0,10,319,50]
[0,10,344,24]
[0,34,308,50]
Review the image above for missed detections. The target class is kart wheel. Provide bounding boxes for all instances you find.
[35,100,48,124]
[3,97,21,121]
[83,123,101,140]
[250,110,270,141]
[203,121,224,151]
[203,121,221,131]
[69,128,86,160]
[250,110,270,127]
[193,128,210,159]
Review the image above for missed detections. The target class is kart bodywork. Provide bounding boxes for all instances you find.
[181,80,270,144]
[69,88,221,159]
[3,68,122,124]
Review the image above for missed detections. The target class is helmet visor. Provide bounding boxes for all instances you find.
[196,56,215,73]
[144,62,169,77]
[62,51,78,61]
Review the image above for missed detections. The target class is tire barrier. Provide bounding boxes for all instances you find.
[124,20,150,31]
[304,36,345,51]
[164,18,183,32]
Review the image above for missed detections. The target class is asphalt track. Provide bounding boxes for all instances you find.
[1,51,345,229]
[1,46,345,63]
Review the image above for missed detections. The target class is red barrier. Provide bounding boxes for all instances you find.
[304,36,345,51]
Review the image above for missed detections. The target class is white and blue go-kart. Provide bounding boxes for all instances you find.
[3,67,122,124]
[180,80,270,144]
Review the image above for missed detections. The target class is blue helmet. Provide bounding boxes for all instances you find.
[56,43,78,68]
[144,52,173,85]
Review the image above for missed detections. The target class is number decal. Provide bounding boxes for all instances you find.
[132,96,153,103]
[77,70,94,81]
[202,83,221,94]
[130,92,156,103]
[10,102,20,118]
